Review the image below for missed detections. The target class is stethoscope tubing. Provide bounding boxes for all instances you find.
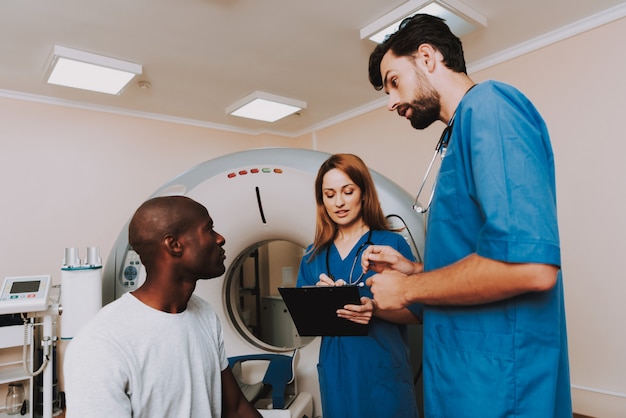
[325,229,374,286]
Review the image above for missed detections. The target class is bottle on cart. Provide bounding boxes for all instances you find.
[5,382,24,415]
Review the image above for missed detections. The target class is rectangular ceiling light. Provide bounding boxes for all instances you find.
[46,45,142,95]
[226,91,307,123]
[361,0,487,44]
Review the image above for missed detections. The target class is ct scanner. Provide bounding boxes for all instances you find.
[102,147,425,416]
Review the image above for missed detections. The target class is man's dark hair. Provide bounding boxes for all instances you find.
[368,14,467,91]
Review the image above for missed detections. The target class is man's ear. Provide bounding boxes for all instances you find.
[416,43,439,73]
[164,234,183,257]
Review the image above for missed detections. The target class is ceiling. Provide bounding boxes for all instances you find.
[1,0,624,136]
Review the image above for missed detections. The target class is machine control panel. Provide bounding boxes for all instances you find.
[0,274,51,315]
[119,249,145,291]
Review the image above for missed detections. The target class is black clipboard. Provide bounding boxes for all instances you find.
[278,286,368,336]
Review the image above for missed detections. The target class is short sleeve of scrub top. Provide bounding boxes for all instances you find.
[426,80,561,270]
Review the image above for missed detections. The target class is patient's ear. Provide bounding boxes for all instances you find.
[164,234,183,257]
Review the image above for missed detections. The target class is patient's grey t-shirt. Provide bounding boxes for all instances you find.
[64,293,227,418]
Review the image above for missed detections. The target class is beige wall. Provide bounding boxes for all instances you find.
[0,99,297,278]
[0,16,624,417]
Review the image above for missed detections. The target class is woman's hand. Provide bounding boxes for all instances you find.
[336,296,376,324]
[316,273,347,286]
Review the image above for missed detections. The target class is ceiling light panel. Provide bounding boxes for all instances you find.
[361,0,487,43]
[226,91,307,123]
[46,45,142,95]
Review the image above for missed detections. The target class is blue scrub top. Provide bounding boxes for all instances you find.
[423,81,572,417]
[297,229,421,418]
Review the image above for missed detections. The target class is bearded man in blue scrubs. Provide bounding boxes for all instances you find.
[363,14,572,417]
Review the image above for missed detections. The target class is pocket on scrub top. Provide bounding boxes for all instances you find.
[425,326,516,418]
[428,169,461,223]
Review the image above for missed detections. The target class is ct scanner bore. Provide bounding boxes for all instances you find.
[102,147,425,410]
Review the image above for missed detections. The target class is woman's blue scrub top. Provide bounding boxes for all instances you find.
[297,230,421,418]
[423,81,572,417]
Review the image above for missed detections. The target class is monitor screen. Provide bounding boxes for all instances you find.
[10,280,40,294]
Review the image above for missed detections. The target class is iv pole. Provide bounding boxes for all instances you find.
[27,297,60,418]
[42,313,53,418]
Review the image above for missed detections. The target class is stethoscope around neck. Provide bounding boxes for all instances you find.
[325,229,374,286]
[412,120,453,214]
[413,84,477,214]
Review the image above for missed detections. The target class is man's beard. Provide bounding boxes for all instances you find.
[408,66,441,130]
[408,96,440,130]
